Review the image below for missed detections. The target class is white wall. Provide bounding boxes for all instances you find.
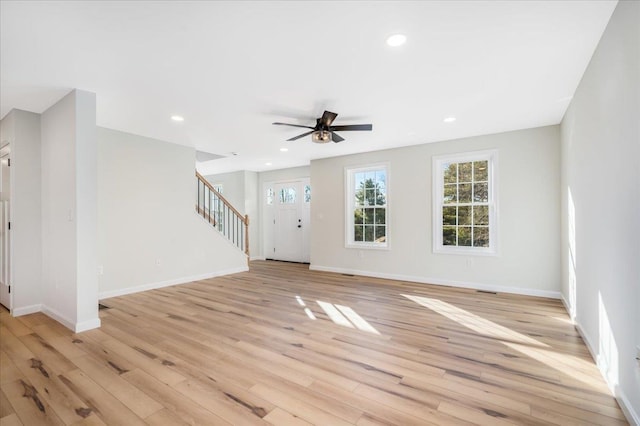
[203,170,245,212]
[41,93,77,325]
[97,127,248,299]
[258,166,310,188]
[310,126,560,297]
[41,90,100,332]
[560,0,639,421]
[0,110,42,315]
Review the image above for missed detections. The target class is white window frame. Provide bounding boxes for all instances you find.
[345,163,390,249]
[432,150,498,256]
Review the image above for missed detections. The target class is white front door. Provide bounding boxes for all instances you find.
[268,179,310,263]
[0,152,11,309]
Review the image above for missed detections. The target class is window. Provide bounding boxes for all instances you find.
[433,150,497,254]
[279,187,296,204]
[346,164,388,248]
[266,187,274,205]
[304,184,311,203]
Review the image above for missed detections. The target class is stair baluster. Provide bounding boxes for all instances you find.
[195,171,249,258]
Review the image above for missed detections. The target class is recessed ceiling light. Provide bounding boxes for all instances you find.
[443,116,456,123]
[280,147,289,152]
[265,162,272,166]
[386,34,407,47]
[171,115,184,122]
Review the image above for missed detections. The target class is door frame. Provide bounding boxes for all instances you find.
[0,145,11,311]
[262,178,310,263]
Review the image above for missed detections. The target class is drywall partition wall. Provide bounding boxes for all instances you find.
[1,110,42,315]
[74,91,99,331]
[97,127,248,299]
[560,0,639,421]
[310,126,560,297]
[40,90,100,332]
[41,92,76,325]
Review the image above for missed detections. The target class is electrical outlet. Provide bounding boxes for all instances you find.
[155,259,161,266]
[97,265,104,275]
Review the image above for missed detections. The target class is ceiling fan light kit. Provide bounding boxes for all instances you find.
[273,110,373,144]
[311,130,332,143]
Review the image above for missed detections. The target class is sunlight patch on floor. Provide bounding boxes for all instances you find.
[403,294,608,391]
[402,294,547,347]
[295,295,317,320]
[316,300,380,334]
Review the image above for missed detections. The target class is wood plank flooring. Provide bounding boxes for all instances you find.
[0,260,627,425]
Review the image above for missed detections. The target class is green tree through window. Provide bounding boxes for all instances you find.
[350,168,387,244]
[433,151,497,254]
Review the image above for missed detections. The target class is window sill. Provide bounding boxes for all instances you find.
[433,246,497,256]
[346,242,389,251]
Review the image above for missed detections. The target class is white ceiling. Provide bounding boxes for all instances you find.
[1,1,616,174]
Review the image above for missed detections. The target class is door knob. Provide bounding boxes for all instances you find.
[297,225,302,228]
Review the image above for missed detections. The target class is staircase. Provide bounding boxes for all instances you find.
[196,171,249,257]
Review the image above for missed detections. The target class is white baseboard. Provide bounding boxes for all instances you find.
[309,264,561,299]
[560,293,570,314]
[13,304,100,333]
[250,256,266,261]
[12,304,42,317]
[559,293,577,323]
[98,266,249,300]
[41,305,76,331]
[574,320,639,426]
[75,317,101,333]
[617,391,640,426]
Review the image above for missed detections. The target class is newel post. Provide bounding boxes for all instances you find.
[244,214,250,260]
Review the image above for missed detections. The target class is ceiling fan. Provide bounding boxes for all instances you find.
[273,110,373,143]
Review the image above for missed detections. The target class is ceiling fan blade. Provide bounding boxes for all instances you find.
[331,132,345,143]
[286,130,315,141]
[273,122,315,129]
[321,110,338,127]
[330,124,373,132]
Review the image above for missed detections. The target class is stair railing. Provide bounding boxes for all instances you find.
[196,171,249,257]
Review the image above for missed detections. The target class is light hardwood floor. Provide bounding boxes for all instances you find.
[0,261,627,425]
